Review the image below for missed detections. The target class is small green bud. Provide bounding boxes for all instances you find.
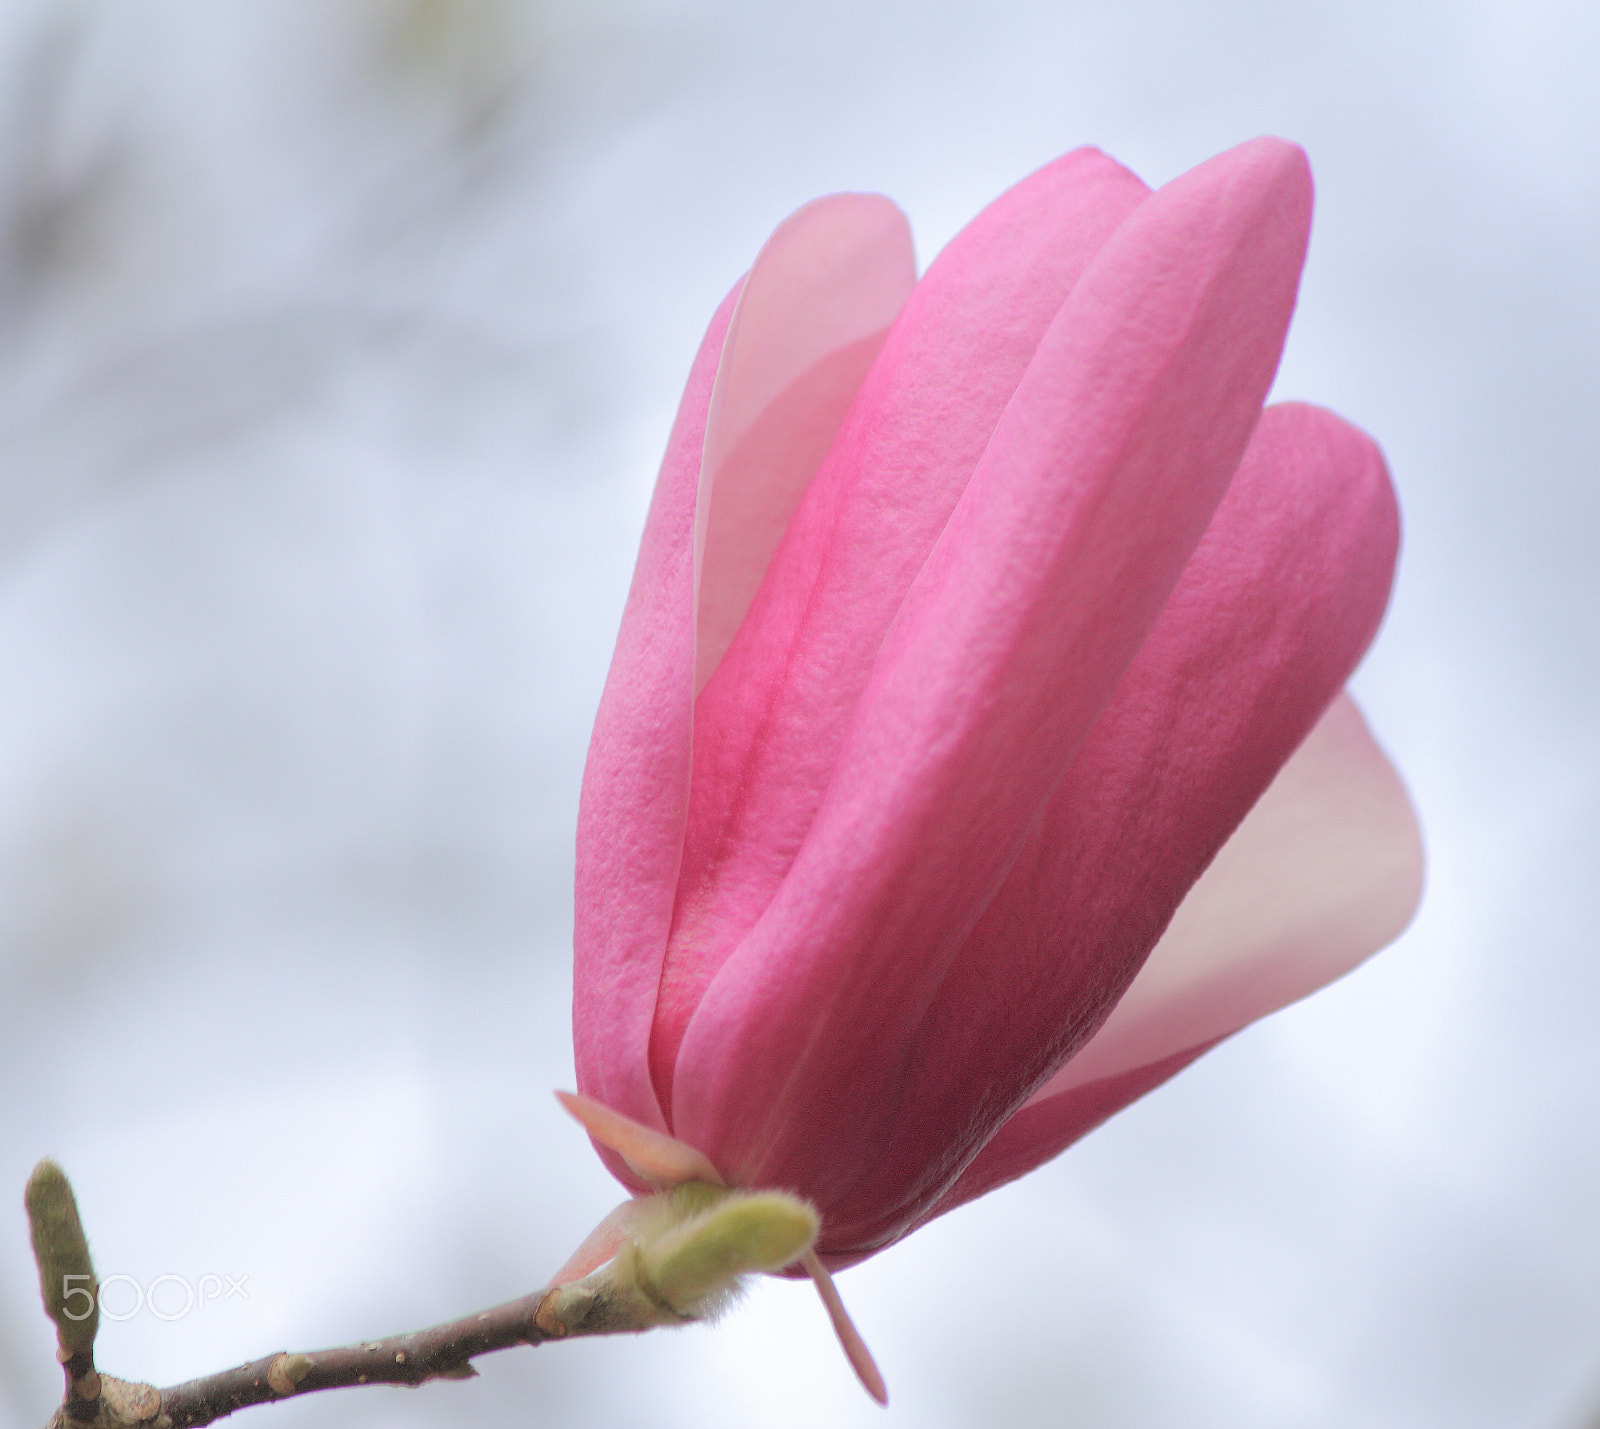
[24,1160,98,1358]
[639,1191,819,1316]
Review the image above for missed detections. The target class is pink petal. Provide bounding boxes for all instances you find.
[919,690,1423,1225]
[576,196,917,1153]
[696,195,917,692]
[573,282,740,1150]
[819,401,1407,1257]
[651,146,1152,1106]
[673,140,1316,1208]
[874,1045,1221,1268]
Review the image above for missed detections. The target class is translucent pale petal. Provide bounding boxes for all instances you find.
[696,194,916,691]
[1037,692,1424,1095]
[919,693,1423,1226]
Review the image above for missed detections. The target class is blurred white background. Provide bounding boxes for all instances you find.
[0,1,1596,1426]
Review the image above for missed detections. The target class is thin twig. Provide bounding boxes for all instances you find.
[34,1268,671,1429]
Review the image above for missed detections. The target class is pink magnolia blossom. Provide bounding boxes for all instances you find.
[569,137,1423,1288]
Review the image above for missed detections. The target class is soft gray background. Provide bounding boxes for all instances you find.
[0,2,1595,1426]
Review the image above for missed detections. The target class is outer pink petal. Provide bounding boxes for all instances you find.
[575,195,918,1169]
[914,692,1423,1231]
[651,147,1151,1106]
[816,402,1401,1252]
[814,403,1405,1258]
[812,1044,1219,1275]
[573,282,739,1152]
[674,139,1316,1203]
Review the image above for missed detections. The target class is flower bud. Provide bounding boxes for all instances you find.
[25,1159,98,1358]
[636,1188,818,1318]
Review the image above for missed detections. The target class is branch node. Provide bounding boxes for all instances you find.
[94,1377,162,1426]
[534,1285,594,1337]
[71,1371,101,1403]
[265,1354,312,1397]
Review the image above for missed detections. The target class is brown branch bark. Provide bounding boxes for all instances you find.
[34,1270,669,1429]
